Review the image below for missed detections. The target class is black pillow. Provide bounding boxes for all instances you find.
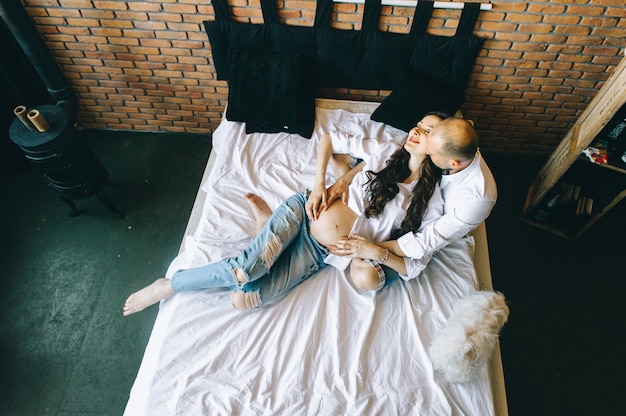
[370,74,465,132]
[409,35,485,90]
[226,49,316,139]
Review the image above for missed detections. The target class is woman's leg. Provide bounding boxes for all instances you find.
[245,193,272,234]
[231,193,329,309]
[224,192,312,284]
[123,278,174,316]
[349,258,386,291]
[169,192,311,293]
[123,193,311,315]
[348,259,401,291]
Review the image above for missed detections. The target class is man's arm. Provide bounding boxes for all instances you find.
[396,213,483,260]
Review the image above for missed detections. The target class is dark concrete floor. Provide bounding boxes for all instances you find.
[0,131,624,416]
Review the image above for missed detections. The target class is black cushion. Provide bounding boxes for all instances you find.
[226,49,316,138]
[409,35,485,90]
[370,74,465,132]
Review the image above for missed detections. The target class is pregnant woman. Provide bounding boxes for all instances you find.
[123,113,446,315]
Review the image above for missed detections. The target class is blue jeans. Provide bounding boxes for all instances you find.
[170,192,329,308]
[381,264,400,289]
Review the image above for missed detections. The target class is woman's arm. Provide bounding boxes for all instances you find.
[325,161,365,207]
[306,133,333,220]
[329,153,352,178]
[307,133,366,219]
[310,131,401,215]
[376,239,406,257]
[329,234,407,275]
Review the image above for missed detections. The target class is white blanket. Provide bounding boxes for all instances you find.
[124,105,497,416]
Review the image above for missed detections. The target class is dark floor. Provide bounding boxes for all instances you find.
[0,130,624,416]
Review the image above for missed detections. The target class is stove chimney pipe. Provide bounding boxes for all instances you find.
[0,0,78,120]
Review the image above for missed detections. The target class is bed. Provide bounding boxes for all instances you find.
[125,1,507,415]
[124,98,507,415]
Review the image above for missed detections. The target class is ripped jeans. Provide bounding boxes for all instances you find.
[170,191,329,308]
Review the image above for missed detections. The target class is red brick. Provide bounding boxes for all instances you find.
[92,1,128,11]
[163,3,197,13]
[555,25,592,35]
[566,35,604,45]
[128,3,163,12]
[47,8,81,17]
[155,30,188,40]
[523,51,560,61]
[494,32,531,42]
[592,27,626,37]
[32,16,66,26]
[605,7,626,18]
[547,44,584,54]
[115,11,149,21]
[527,4,567,14]
[100,19,135,28]
[65,17,100,26]
[566,6,606,16]
[133,21,168,30]
[44,34,76,43]
[167,22,202,32]
[505,13,544,24]
[108,37,140,46]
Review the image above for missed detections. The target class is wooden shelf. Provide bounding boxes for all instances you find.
[522,55,626,238]
[522,159,626,238]
[582,158,626,175]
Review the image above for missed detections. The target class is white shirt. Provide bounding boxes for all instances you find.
[323,131,444,280]
[397,149,497,261]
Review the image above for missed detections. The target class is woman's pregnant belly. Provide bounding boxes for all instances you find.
[309,199,358,248]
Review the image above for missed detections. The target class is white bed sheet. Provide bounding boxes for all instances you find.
[125,102,500,416]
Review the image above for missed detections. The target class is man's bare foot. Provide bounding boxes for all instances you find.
[123,278,175,316]
[244,193,272,234]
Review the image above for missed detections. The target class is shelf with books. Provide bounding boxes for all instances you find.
[523,159,626,238]
[522,54,626,238]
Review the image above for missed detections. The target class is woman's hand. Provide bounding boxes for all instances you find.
[306,184,327,221]
[325,175,350,207]
[306,177,350,221]
[331,235,408,275]
[328,234,386,261]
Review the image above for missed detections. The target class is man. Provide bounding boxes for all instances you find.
[322,117,497,281]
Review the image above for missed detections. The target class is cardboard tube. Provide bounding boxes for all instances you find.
[27,109,50,132]
[14,105,35,130]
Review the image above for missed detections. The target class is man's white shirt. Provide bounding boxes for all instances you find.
[397,149,497,264]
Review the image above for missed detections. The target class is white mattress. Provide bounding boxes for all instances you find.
[124,100,505,416]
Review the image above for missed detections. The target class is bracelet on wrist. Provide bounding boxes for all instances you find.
[380,248,389,263]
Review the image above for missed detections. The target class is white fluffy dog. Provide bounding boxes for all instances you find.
[429,291,509,383]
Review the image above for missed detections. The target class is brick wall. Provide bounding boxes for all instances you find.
[18,0,626,155]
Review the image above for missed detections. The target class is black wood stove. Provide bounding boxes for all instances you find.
[9,104,123,218]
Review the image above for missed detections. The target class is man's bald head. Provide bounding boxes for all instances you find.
[431,118,478,160]
[426,118,478,173]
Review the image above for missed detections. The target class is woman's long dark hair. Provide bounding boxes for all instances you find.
[363,148,442,239]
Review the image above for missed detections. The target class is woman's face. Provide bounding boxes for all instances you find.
[404,115,442,155]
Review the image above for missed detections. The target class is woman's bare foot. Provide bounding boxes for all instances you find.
[245,193,273,233]
[123,278,175,316]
